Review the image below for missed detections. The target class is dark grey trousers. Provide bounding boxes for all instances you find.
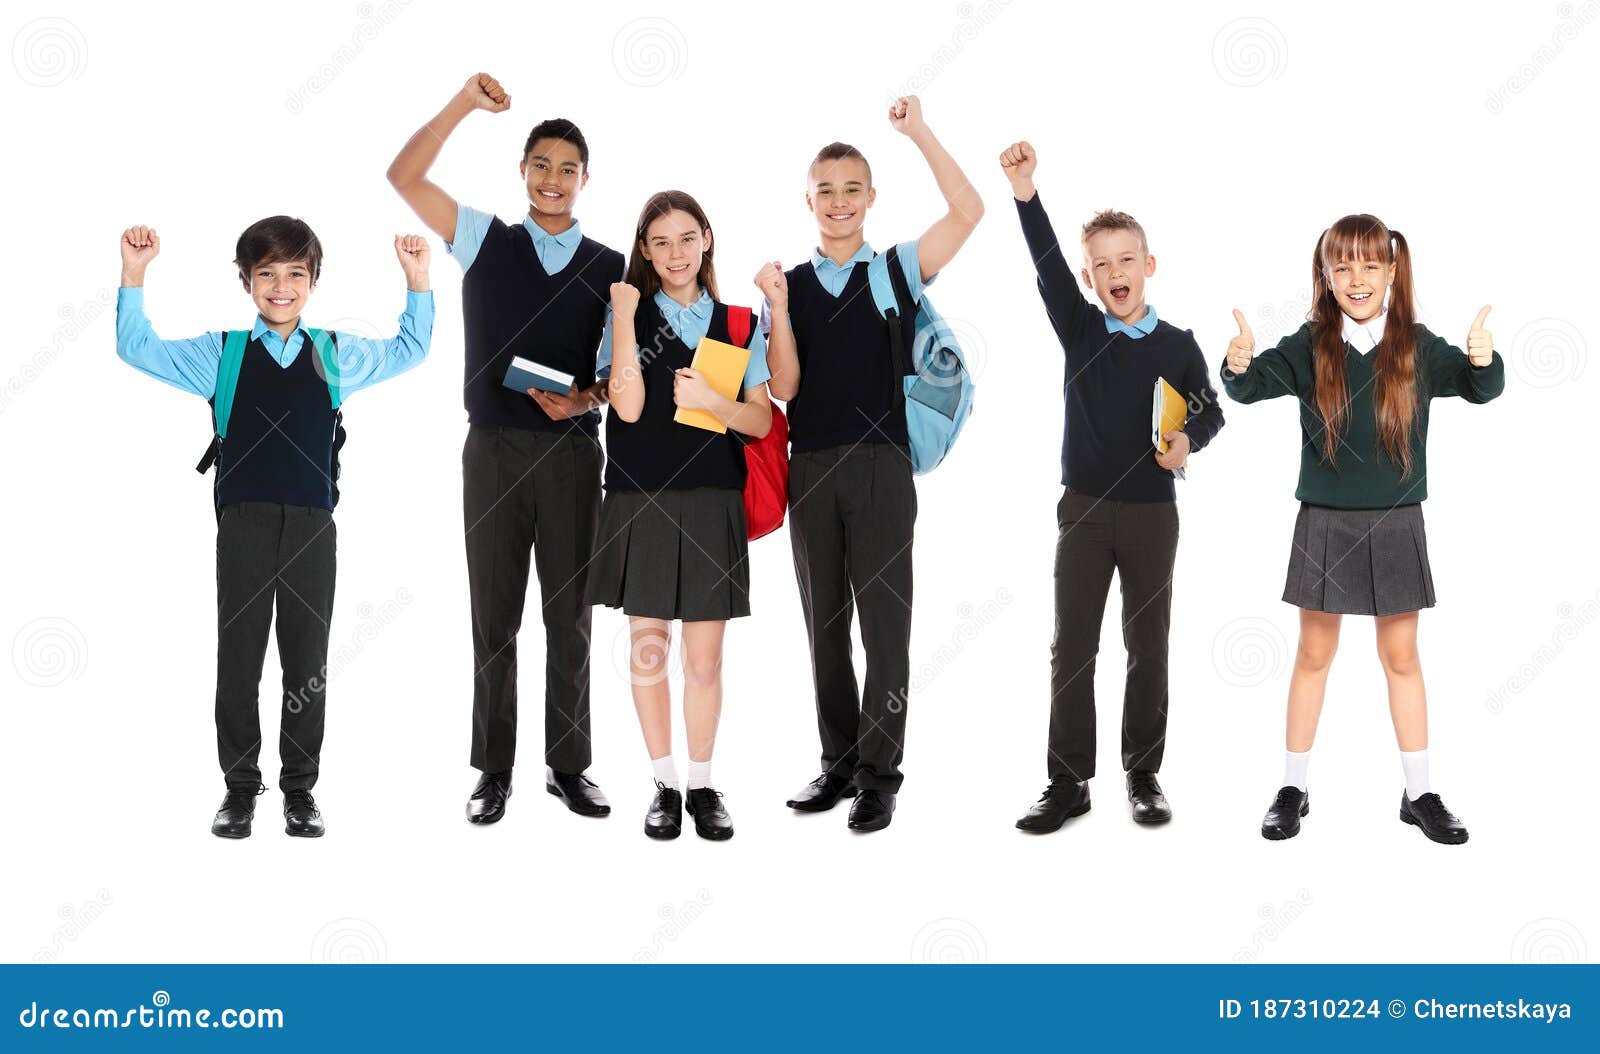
[215,501,336,791]
[464,425,601,776]
[788,443,917,793]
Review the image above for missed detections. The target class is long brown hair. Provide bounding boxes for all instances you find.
[1310,214,1420,476]
[625,190,718,301]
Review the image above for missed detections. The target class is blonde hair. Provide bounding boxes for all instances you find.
[1080,209,1148,255]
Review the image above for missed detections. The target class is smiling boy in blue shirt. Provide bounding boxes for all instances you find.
[116,217,432,839]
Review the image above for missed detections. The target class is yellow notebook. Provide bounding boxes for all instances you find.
[1152,377,1188,480]
[674,336,751,434]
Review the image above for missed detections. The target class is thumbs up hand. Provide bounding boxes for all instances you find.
[1225,308,1255,374]
[1467,305,1494,367]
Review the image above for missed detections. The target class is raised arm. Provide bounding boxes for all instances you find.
[891,96,983,282]
[334,235,435,396]
[1219,310,1305,404]
[754,262,798,401]
[1000,141,1098,348]
[115,225,221,397]
[604,283,646,423]
[1425,306,1505,403]
[386,73,511,242]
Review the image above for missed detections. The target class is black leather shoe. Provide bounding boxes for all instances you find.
[847,789,896,832]
[685,786,734,841]
[467,770,512,825]
[645,782,683,840]
[786,771,858,812]
[283,788,325,838]
[1399,791,1469,845]
[1261,786,1309,840]
[1126,769,1172,825]
[546,767,611,817]
[1015,779,1090,833]
[211,784,263,839]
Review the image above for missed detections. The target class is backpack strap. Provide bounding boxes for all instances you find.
[880,246,916,384]
[197,330,250,473]
[307,328,342,409]
[725,305,753,349]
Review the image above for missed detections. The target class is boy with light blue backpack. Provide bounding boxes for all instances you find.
[756,95,982,833]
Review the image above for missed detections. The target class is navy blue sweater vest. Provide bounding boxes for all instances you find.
[215,335,339,512]
[603,300,753,493]
[783,259,908,452]
[459,216,623,436]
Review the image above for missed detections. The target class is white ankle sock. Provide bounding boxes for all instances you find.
[651,754,679,789]
[1283,749,1311,792]
[1400,749,1430,801]
[687,759,712,790]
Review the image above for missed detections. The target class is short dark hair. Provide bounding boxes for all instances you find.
[523,118,589,169]
[810,142,871,187]
[234,216,323,284]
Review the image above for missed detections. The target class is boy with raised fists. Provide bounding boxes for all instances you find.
[1000,141,1224,834]
[116,219,433,838]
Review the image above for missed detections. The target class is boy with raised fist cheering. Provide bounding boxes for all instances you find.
[116,219,433,838]
[1000,141,1225,834]
[387,73,625,827]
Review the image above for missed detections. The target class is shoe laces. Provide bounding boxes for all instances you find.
[1413,792,1454,822]
[284,789,318,814]
[1271,786,1302,809]
[688,786,724,813]
[653,780,681,807]
[1129,771,1161,797]
[222,785,264,811]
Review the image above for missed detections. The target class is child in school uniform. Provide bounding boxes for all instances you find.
[755,95,983,833]
[115,218,432,838]
[388,72,625,826]
[1221,213,1504,844]
[587,190,774,841]
[999,142,1226,834]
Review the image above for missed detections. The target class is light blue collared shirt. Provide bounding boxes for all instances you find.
[597,287,771,390]
[1105,304,1159,339]
[759,239,932,336]
[115,287,433,399]
[449,204,586,275]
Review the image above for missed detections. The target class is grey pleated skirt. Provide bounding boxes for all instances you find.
[1282,502,1436,616]
[585,487,751,621]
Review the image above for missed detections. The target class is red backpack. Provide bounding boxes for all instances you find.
[725,306,789,541]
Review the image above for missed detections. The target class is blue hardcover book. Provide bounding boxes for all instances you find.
[504,356,576,395]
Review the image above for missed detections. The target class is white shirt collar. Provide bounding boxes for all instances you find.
[1342,308,1387,354]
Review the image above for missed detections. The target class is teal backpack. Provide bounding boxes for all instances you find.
[864,244,975,475]
[195,329,346,511]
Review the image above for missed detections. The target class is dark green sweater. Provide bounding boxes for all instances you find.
[1220,322,1504,509]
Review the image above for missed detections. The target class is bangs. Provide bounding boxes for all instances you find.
[1320,214,1391,267]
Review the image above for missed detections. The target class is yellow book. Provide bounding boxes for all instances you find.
[1152,376,1188,480]
[674,336,751,434]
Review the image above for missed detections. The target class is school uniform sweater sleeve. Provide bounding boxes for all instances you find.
[332,290,434,398]
[115,286,221,398]
[1220,322,1312,403]
[1421,326,1505,403]
[1177,330,1225,451]
[1013,193,1099,358]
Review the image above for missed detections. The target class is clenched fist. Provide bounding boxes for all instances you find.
[754,261,787,308]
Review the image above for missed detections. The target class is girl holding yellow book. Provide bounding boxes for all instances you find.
[587,190,773,841]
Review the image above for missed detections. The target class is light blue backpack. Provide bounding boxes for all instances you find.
[865,244,975,474]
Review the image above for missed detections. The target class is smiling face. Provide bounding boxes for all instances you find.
[242,259,314,326]
[640,209,710,302]
[521,136,588,222]
[1080,228,1155,324]
[806,156,875,242]
[1324,254,1394,322]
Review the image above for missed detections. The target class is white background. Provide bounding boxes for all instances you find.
[2,0,1595,965]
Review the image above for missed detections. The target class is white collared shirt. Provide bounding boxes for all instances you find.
[1342,308,1387,353]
